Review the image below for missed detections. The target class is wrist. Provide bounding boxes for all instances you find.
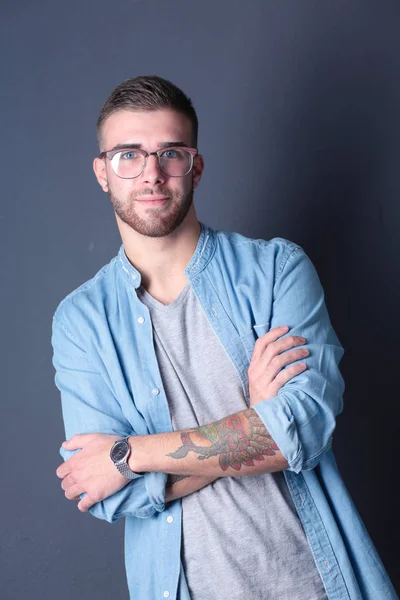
[127,435,148,473]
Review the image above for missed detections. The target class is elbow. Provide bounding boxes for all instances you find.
[253,386,342,475]
[88,501,124,523]
[293,435,334,473]
[283,400,339,474]
[86,472,168,522]
[87,497,164,523]
[282,369,344,473]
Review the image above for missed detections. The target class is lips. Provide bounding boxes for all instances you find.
[136,196,168,201]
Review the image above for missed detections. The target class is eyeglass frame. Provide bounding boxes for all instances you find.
[99,145,199,179]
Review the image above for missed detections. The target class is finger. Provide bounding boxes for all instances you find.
[271,362,307,394]
[77,495,95,513]
[56,460,72,479]
[60,474,76,492]
[65,484,85,501]
[62,433,96,450]
[265,335,307,361]
[252,326,289,361]
[250,337,307,382]
[268,348,309,378]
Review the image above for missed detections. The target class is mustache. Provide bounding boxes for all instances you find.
[131,187,176,198]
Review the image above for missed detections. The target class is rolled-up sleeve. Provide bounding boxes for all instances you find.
[51,316,167,522]
[252,245,345,473]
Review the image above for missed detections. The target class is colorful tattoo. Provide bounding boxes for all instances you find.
[166,409,279,472]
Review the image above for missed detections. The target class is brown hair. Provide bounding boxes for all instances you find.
[96,75,198,149]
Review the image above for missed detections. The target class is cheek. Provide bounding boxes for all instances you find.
[179,175,194,194]
[109,177,136,197]
[159,180,188,200]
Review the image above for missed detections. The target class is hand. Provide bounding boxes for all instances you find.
[248,325,309,407]
[56,433,130,512]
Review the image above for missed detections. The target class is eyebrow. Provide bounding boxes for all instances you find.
[109,141,190,152]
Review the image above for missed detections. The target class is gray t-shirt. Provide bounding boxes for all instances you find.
[137,283,327,600]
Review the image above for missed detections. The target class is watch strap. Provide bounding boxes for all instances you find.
[115,459,144,480]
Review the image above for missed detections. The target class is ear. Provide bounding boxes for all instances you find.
[192,154,204,190]
[93,157,109,192]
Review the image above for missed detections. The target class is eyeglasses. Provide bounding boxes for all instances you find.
[100,146,198,179]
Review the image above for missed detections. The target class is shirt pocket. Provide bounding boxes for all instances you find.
[240,322,270,361]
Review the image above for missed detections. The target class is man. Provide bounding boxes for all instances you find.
[52,75,397,600]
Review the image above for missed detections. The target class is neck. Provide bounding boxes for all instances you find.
[117,208,201,291]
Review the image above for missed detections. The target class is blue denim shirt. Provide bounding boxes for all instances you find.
[52,222,398,600]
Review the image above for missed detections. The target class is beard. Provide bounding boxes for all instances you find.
[108,184,194,238]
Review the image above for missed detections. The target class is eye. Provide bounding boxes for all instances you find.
[162,149,178,159]
[120,151,137,160]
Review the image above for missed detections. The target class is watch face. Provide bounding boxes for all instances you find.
[111,440,129,462]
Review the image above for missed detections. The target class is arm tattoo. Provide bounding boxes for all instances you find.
[166,474,191,488]
[166,409,279,472]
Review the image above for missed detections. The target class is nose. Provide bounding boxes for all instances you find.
[141,154,166,185]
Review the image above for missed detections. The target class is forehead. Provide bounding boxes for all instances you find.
[100,109,193,150]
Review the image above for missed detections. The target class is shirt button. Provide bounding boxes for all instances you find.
[163,592,170,598]
[166,515,174,523]
[131,273,137,280]
[152,388,160,396]
[137,317,145,324]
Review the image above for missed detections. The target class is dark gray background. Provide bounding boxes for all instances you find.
[1,1,399,598]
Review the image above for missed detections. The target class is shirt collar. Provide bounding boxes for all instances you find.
[117,221,215,289]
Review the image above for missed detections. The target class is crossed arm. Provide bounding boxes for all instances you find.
[54,246,345,516]
[162,407,289,501]
[57,406,289,512]
[52,316,292,518]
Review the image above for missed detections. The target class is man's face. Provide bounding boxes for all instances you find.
[93,109,204,238]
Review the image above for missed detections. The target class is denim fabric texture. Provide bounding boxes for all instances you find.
[52,222,398,600]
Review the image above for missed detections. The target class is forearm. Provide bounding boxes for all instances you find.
[165,474,219,503]
[128,407,289,478]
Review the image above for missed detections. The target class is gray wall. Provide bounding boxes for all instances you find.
[1,1,399,597]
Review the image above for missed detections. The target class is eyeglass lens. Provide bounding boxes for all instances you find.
[110,148,193,178]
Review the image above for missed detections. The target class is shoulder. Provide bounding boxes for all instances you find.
[52,252,119,335]
[213,227,304,277]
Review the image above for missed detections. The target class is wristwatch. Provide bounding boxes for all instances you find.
[110,437,145,480]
